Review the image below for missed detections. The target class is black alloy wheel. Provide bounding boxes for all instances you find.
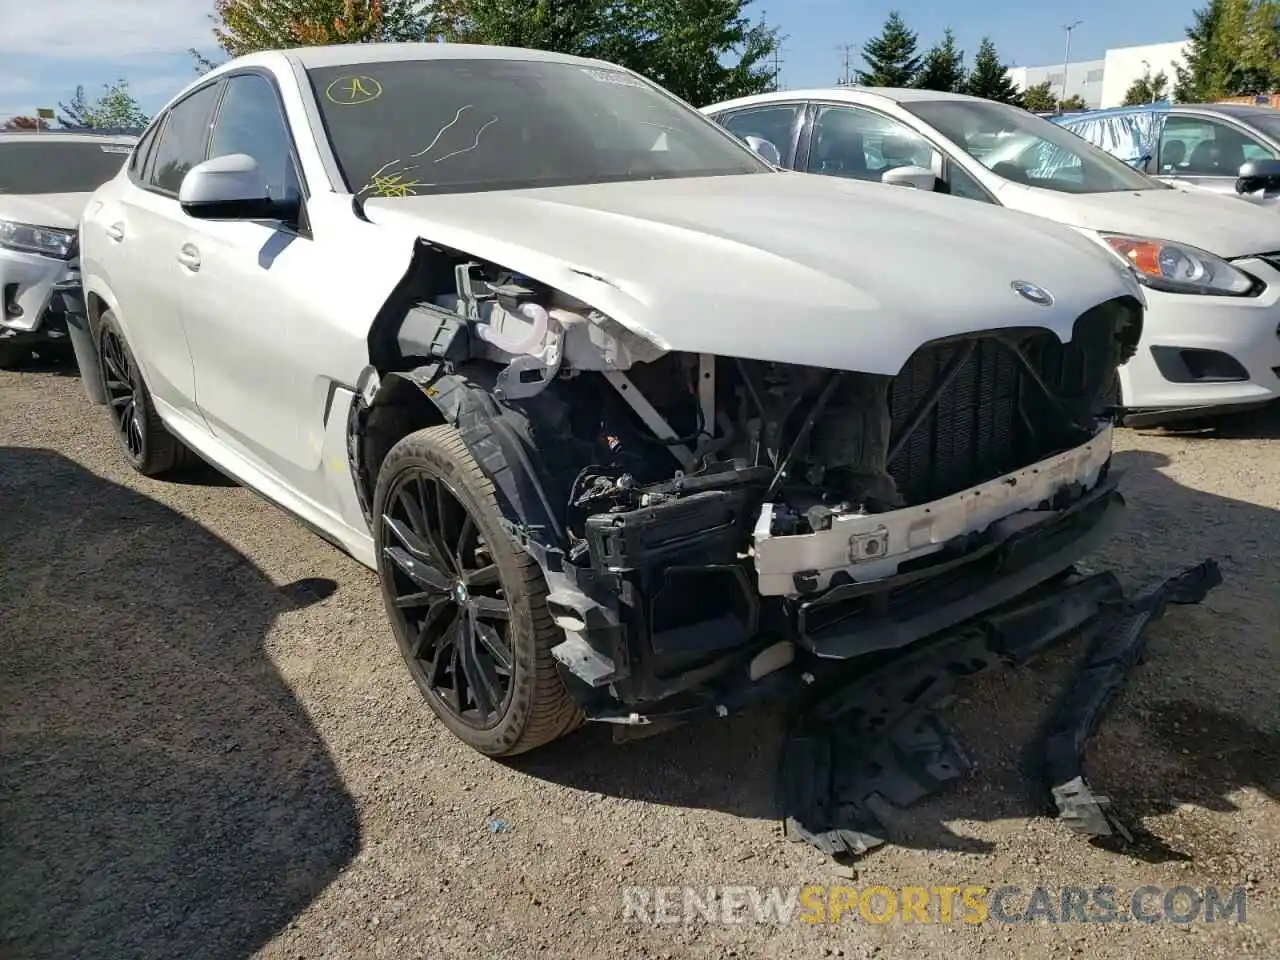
[101,326,144,460]
[380,468,516,728]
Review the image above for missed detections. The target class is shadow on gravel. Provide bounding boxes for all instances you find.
[0,448,358,960]
[515,447,1280,864]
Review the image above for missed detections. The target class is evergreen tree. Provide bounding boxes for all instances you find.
[914,27,966,92]
[1173,0,1280,100]
[1122,70,1169,105]
[57,80,149,130]
[855,11,921,87]
[1020,81,1057,111]
[964,37,1021,104]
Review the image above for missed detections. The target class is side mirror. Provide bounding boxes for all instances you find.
[179,154,293,221]
[1236,157,1280,196]
[881,165,937,191]
[743,135,782,166]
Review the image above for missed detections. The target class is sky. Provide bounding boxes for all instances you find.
[0,0,1204,121]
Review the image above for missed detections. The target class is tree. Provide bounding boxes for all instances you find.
[1174,0,1280,101]
[195,0,441,67]
[1122,69,1169,105]
[964,37,1021,104]
[1021,80,1057,111]
[57,80,149,130]
[855,11,921,87]
[2,115,52,131]
[1058,94,1088,111]
[914,27,966,92]
[448,1,780,106]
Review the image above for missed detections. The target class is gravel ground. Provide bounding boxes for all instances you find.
[2,360,1278,960]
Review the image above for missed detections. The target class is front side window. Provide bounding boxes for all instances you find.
[0,140,132,194]
[307,58,768,197]
[906,98,1165,194]
[805,105,936,182]
[719,104,803,163]
[208,74,302,203]
[1160,115,1271,175]
[149,83,221,194]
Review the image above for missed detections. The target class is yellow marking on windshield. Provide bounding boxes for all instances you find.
[325,76,382,105]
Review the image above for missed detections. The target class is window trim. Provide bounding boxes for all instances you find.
[142,80,225,199]
[713,101,807,168]
[127,119,163,185]
[1158,110,1274,179]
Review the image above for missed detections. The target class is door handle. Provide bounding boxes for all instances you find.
[104,223,125,242]
[176,243,201,271]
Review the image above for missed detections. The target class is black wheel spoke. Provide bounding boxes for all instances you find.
[454,515,476,568]
[471,595,510,621]
[448,641,465,715]
[467,563,499,588]
[383,544,451,592]
[104,354,128,384]
[459,613,502,720]
[418,476,458,575]
[475,620,514,674]
[383,512,432,560]
[412,599,457,658]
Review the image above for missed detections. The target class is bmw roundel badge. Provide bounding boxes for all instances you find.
[1011,280,1054,306]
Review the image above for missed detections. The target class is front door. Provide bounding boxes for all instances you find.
[1156,112,1279,203]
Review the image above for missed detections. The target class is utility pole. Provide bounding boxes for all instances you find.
[1061,19,1082,107]
[836,43,855,86]
[771,42,785,92]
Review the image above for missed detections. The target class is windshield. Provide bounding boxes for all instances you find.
[903,99,1165,194]
[308,59,768,197]
[0,140,132,194]
[1244,111,1280,144]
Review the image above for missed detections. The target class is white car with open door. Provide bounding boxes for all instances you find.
[705,88,1280,425]
[77,44,1151,757]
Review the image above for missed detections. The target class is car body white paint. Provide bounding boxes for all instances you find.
[79,43,1142,582]
[705,87,1280,415]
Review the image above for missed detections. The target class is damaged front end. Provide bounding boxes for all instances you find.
[350,243,1168,722]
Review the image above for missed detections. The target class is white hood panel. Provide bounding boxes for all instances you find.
[365,173,1142,375]
[0,193,90,231]
[998,184,1280,260]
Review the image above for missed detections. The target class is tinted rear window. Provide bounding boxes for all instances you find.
[0,141,132,194]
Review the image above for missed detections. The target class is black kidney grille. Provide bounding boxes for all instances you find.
[888,333,1057,504]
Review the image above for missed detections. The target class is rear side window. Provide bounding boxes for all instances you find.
[718,104,803,164]
[128,122,162,183]
[148,83,221,194]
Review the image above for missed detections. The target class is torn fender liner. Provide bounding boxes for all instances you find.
[779,561,1221,860]
[1045,558,1223,839]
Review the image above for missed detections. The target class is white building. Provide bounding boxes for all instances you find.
[1006,39,1191,109]
[1007,59,1106,108]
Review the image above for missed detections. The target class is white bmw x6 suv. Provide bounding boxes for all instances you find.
[75,42,1147,757]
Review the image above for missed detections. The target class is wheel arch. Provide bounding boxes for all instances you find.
[348,364,566,556]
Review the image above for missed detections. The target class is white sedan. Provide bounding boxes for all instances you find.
[705,88,1280,424]
[0,131,136,367]
[77,43,1147,756]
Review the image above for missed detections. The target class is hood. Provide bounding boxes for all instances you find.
[996,183,1280,259]
[364,172,1141,375]
[0,192,89,230]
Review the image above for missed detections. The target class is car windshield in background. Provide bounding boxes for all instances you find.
[1243,111,1280,142]
[904,99,1166,194]
[0,140,132,194]
[307,58,767,196]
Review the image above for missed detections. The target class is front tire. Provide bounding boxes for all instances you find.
[97,311,190,477]
[373,424,582,757]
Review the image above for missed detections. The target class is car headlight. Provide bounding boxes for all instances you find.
[1098,233,1255,296]
[0,219,77,260]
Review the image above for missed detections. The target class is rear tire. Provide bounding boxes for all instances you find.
[97,311,192,477]
[373,424,582,757]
